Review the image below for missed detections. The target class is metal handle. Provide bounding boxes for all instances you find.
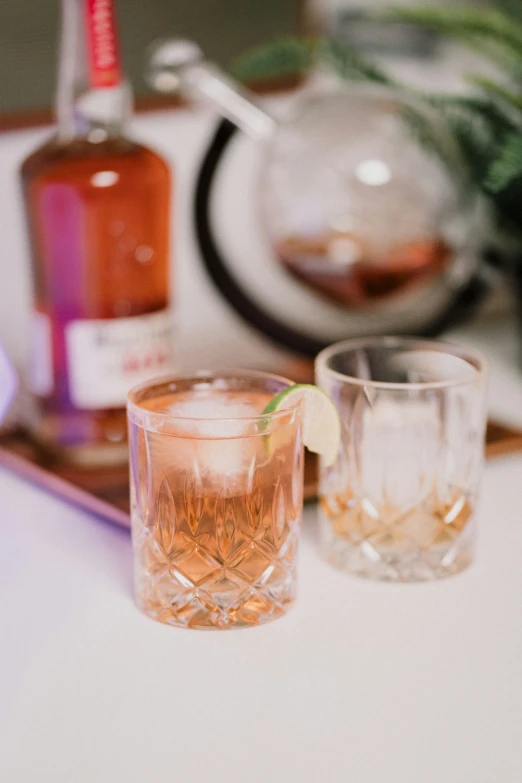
[147,38,276,140]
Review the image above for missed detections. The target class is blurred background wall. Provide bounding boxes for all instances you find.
[0,0,490,115]
[0,0,302,113]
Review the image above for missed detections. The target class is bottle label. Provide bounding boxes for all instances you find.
[65,309,174,409]
[29,311,54,396]
[85,0,122,89]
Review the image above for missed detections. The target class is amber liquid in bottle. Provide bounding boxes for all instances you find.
[21,0,172,465]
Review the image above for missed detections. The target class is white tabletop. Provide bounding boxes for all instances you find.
[1,97,522,782]
[2,323,522,783]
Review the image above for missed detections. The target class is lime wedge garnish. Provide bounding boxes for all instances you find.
[262,384,341,467]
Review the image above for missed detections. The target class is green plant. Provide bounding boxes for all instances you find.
[231,2,522,243]
[383,2,522,238]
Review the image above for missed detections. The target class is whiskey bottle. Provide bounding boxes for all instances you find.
[21,0,172,465]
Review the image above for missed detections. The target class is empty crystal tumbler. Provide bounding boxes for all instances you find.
[316,338,487,581]
[128,371,304,629]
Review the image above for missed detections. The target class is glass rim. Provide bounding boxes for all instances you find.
[315,336,487,391]
[127,368,302,426]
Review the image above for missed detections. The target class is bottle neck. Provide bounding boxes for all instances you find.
[56,0,132,141]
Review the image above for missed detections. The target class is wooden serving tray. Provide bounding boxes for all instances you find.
[0,422,521,529]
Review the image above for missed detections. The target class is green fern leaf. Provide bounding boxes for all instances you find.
[426,95,514,185]
[467,75,522,112]
[383,7,522,51]
[317,38,393,85]
[493,0,522,25]
[433,94,520,133]
[231,36,393,88]
[383,7,522,80]
[231,37,314,83]
[485,132,522,191]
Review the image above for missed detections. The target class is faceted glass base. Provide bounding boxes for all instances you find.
[136,592,295,631]
[320,509,475,583]
[134,527,299,630]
